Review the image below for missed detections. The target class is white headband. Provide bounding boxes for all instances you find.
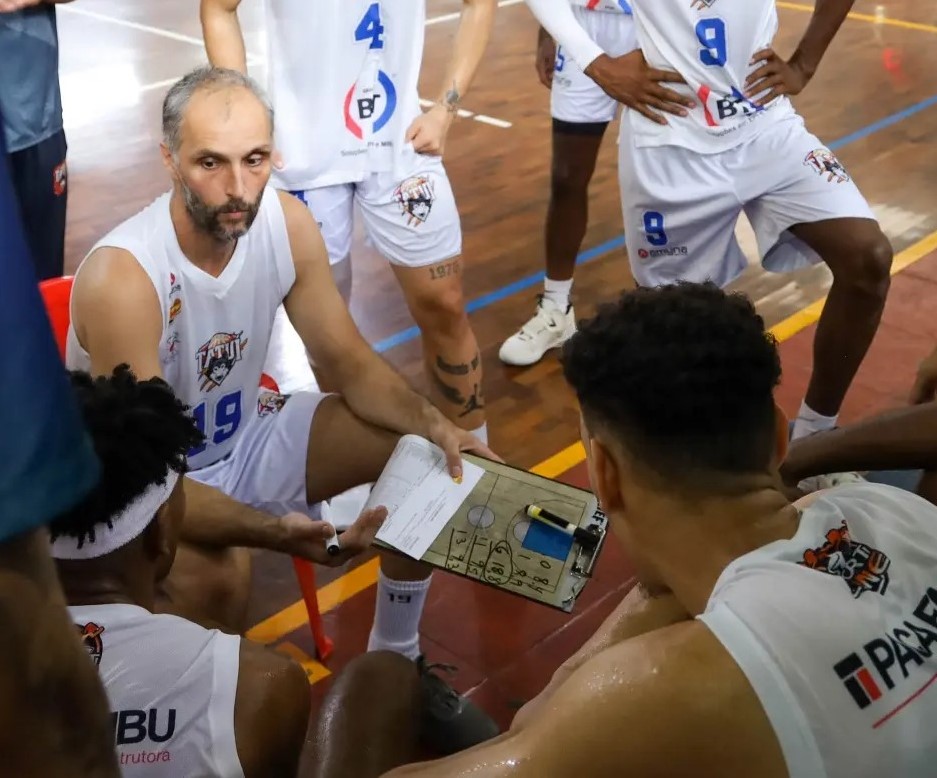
[51,471,180,560]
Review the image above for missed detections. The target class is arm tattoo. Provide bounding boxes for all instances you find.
[442,80,461,113]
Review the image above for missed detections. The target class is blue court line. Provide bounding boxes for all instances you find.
[371,92,937,355]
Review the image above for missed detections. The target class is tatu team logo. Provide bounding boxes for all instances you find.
[195,331,248,392]
[800,520,891,599]
[804,148,851,183]
[344,71,397,140]
[393,175,435,226]
[77,622,105,666]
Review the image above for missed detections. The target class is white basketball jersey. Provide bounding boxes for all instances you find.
[628,0,794,153]
[263,0,425,190]
[68,603,243,777]
[700,483,937,777]
[66,187,295,471]
[569,0,632,13]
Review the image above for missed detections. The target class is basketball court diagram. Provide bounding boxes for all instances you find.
[422,462,598,607]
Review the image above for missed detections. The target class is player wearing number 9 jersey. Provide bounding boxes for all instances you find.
[527,0,893,445]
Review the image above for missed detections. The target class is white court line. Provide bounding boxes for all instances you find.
[57,4,206,47]
[418,97,513,129]
[473,114,513,128]
[141,77,180,94]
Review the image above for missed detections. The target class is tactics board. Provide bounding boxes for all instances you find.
[415,454,606,612]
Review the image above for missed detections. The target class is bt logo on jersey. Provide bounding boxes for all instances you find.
[346,3,397,142]
[697,85,765,128]
[344,71,398,141]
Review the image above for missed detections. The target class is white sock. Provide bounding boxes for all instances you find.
[367,570,431,660]
[471,423,488,445]
[791,401,838,441]
[543,277,573,311]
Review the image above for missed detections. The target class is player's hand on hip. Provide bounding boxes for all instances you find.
[536,28,557,89]
[406,105,454,157]
[584,51,692,126]
[744,48,809,106]
[426,416,502,480]
[910,346,937,405]
[277,508,387,566]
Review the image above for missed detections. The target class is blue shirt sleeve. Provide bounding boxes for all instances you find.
[0,116,99,540]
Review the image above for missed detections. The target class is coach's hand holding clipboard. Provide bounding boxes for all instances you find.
[367,436,608,612]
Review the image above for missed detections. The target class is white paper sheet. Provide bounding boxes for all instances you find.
[368,435,485,559]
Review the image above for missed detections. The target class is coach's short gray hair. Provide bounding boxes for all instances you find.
[162,66,274,155]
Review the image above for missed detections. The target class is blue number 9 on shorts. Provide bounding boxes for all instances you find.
[643,211,669,247]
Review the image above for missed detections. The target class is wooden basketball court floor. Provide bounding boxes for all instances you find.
[56,0,937,745]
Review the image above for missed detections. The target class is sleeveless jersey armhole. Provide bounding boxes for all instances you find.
[208,633,245,778]
[70,239,170,338]
[698,603,827,778]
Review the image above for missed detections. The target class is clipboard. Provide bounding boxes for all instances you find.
[369,436,608,613]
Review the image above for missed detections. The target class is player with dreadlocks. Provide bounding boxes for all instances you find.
[51,365,313,777]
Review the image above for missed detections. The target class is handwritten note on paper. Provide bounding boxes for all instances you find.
[369,436,485,559]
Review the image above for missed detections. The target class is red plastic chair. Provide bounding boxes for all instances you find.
[40,276,333,661]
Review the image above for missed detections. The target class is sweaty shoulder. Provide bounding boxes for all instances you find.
[71,246,163,379]
[513,621,788,777]
[234,639,310,778]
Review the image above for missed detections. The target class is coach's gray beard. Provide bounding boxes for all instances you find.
[179,178,261,243]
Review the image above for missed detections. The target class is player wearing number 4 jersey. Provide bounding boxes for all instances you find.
[527,0,893,443]
[66,67,500,756]
[201,0,494,448]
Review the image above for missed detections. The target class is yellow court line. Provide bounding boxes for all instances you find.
[531,442,587,479]
[275,641,333,684]
[248,228,937,663]
[770,230,937,342]
[246,557,381,645]
[777,2,937,35]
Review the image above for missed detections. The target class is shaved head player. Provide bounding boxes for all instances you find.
[313,283,937,777]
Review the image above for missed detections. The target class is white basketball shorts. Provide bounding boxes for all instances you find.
[288,146,462,269]
[187,389,331,519]
[619,112,877,288]
[551,7,638,125]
